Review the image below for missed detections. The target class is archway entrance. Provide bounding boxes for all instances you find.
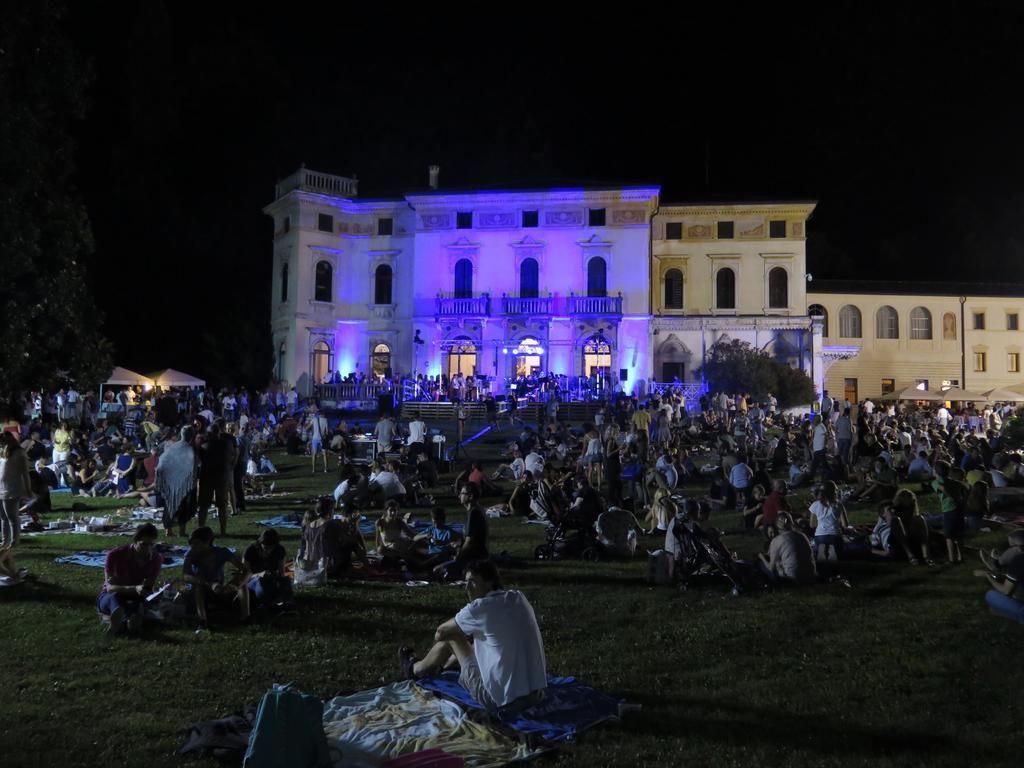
[311,341,332,384]
[655,336,690,382]
[582,335,612,377]
[513,337,543,376]
[372,343,391,380]
[444,337,477,378]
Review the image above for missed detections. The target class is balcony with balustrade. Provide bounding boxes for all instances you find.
[568,292,623,316]
[435,293,491,317]
[275,165,359,199]
[500,294,553,316]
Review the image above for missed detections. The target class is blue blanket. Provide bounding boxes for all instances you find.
[258,515,464,540]
[415,672,623,742]
[55,548,186,569]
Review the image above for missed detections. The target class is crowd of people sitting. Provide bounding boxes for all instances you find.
[3,381,1023,634]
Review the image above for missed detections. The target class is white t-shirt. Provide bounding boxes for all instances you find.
[810,500,844,537]
[370,470,405,498]
[509,457,526,479]
[407,420,427,445]
[455,590,547,707]
[863,400,875,414]
[812,424,827,452]
[525,452,544,476]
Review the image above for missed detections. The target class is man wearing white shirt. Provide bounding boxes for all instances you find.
[524,450,545,478]
[400,561,547,713]
[863,398,875,416]
[407,413,427,451]
[936,406,950,430]
[307,407,329,473]
[811,416,829,480]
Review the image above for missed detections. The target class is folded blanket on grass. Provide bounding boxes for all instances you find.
[55,545,187,569]
[255,514,303,529]
[322,680,540,768]
[415,672,624,743]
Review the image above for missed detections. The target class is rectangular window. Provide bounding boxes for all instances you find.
[769,220,786,238]
[456,211,473,229]
[377,218,393,236]
[588,208,606,226]
[1010,353,1020,373]
[522,210,539,228]
[665,222,683,240]
[317,213,334,232]
[1008,313,1019,331]
[881,378,895,395]
[717,221,734,239]
[974,352,987,372]
[973,312,986,330]
[282,216,290,234]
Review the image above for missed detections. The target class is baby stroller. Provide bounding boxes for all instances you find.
[668,511,751,594]
[534,515,602,561]
[595,507,640,557]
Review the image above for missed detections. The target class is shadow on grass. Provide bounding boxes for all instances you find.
[0,579,98,607]
[616,691,990,758]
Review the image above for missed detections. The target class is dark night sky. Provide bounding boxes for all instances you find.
[60,2,1024,383]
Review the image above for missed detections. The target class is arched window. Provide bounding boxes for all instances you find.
[513,337,543,376]
[839,305,862,338]
[280,263,289,303]
[809,304,828,337]
[454,259,473,298]
[910,306,933,340]
[520,258,539,298]
[372,343,391,380]
[374,264,393,304]
[716,267,736,310]
[943,312,957,340]
[768,267,788,309]
[876,305,899,339]
[664,268,683,309]
[311,341,331,384]
[587,257,607,297]
[276,341,286,381]
[314,261,333,303]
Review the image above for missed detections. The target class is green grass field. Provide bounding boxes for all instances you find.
[2,426,1022,768]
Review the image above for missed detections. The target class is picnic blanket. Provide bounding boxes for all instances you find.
[322,680,540,768]
[54,545,188,569]
[415,672,624,743]
[257,515,464,540]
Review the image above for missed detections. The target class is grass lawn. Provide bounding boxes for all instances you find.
[2,422,1022,768]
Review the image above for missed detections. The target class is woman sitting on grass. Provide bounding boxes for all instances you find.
[298,497,350,577]
[375,499,427,568]
[809,480,850,562]
[892,489,933,565]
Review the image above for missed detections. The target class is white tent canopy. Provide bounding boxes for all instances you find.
[148,368,206,388]
[938,386,988,402]
[983,387,1024,403]
[103,366,155,387]
[879,383,948,402]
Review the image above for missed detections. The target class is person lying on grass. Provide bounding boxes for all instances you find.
[183,526,250,630]
[869,501,924,565]
[974,530,1024,624]
[97,523,163,635]
[399,560,547,714]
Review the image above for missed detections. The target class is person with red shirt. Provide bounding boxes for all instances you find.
[97,523,163,635]
[755,479,793,535]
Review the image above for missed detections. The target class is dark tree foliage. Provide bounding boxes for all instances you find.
[698,339,816,408]
[0,1,112,406]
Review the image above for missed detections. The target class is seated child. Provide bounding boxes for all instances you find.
[183,526,250,629]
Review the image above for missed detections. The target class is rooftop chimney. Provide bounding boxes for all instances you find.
[428,165,440,190]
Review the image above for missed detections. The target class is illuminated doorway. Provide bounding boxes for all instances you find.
[372,343,391,380]
[582,335,612,377]
[513,337,543,376]
[311,341,332,384]
[445,337,477,378]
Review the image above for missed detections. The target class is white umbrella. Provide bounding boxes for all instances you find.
[982,387,1024,403]
[879,384,947,402]
[938,387,988,402]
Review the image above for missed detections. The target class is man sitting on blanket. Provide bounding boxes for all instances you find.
[96,523,163,635]
[399,560,547,714]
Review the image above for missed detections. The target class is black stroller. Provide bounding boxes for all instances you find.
[535,507,640,561]
[668,511,752,594]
